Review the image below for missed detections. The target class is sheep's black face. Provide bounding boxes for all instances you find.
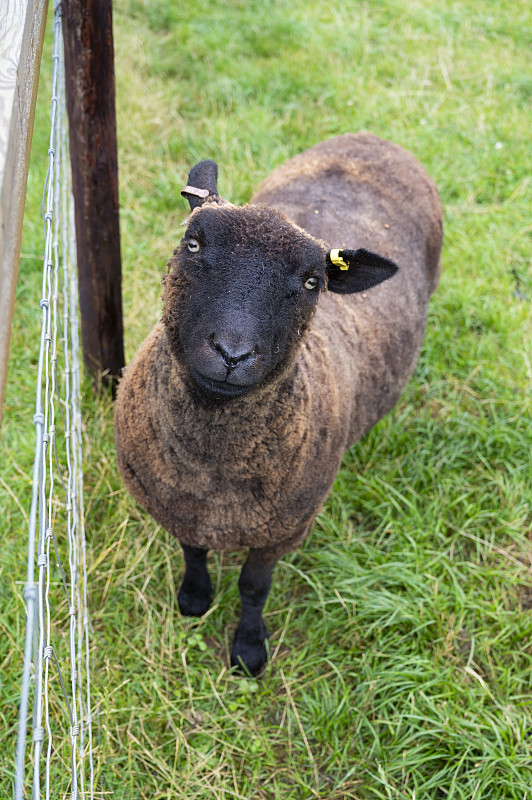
[163,204,326,400]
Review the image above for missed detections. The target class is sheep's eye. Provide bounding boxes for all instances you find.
[304,276,319,290]
[187,238,200,253]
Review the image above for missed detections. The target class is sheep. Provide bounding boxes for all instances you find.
[114,132,443,676]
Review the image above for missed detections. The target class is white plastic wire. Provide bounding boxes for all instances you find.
[15,2,94,798]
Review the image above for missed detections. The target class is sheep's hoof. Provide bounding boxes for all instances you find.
[178,581,212,617]
[230,623,269,676]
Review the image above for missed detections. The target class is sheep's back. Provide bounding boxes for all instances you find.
[252,132,442,293]
[253,132,443,446]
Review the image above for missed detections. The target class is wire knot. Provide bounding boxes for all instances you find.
[71,724,80,738]
[37,554,47,568]
[45,212,53,222]
[43,645,53,660]
[33,726,45,743]
[46,526,54,539]
[33,413,44,426]
[40,298,49,309]
[69,605,76,617]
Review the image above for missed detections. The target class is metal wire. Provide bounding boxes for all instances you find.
[14,1,94,797]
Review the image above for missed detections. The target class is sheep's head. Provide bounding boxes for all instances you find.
[162,160,398,401]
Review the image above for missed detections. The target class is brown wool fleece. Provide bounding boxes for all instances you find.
[114,132,442,555]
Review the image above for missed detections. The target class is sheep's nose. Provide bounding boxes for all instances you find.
[212,336,256,369]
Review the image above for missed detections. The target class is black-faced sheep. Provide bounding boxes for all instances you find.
[114,132,443,675]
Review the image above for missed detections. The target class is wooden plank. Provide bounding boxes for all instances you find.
[0,0,49,430]
[62,0,125,390]
[0,1,27,180]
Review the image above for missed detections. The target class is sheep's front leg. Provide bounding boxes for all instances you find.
[178,543,212,617]
[231,547,278,676]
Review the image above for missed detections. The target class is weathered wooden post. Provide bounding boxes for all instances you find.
[62,0,124,389]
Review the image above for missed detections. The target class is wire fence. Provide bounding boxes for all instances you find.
[14,1,94,797]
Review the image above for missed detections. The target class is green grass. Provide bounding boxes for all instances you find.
[1,0,531,797]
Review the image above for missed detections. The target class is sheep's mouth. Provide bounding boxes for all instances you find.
[189,368,255,400]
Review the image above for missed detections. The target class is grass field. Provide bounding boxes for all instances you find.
[1,0,531,797]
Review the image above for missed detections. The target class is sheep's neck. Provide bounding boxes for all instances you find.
[158,330,310,479]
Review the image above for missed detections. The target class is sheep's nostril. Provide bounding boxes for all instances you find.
[212,338,256,369]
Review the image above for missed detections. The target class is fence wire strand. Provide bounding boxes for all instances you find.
[15,2,94,797]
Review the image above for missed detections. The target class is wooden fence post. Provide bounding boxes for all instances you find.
[62,0,124,390]
[0,0,49,431]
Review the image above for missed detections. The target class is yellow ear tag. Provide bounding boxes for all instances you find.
[329,249,349,270]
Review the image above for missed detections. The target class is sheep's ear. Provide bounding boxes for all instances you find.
[325,248,398,295]
[181,160,220,210]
